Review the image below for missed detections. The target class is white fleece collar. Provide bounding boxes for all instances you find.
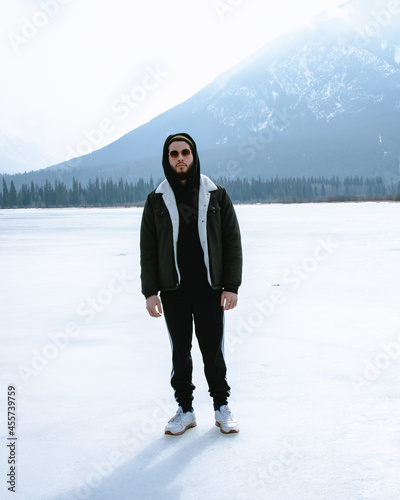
[155,174,217,194]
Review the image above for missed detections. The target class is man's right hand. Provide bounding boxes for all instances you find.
[146,295,163,318]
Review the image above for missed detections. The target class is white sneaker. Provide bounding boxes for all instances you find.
[215,405,239,434]
[164,407,197,436]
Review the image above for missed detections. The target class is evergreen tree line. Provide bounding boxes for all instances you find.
[1,175,400,209]
[0,177,155,209]
[220,175,400,202]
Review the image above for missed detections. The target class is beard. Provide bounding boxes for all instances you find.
[171,161,195,182]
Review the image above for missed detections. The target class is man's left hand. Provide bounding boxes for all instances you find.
[221,291,238,311]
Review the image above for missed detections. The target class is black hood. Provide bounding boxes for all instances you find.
[162,133,200,189]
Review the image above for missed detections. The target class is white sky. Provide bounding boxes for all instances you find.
[0,0,345,170]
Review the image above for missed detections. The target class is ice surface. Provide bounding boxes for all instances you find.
[1,203,400,500]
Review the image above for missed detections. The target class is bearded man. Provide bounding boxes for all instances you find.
[140,133,242,435]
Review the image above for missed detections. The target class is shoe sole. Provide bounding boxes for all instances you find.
[164,422,197,436]
[215,422,239,434]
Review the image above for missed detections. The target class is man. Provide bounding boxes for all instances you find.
[140,133,242,435]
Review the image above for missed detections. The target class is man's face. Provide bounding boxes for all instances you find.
[168,141,194,180]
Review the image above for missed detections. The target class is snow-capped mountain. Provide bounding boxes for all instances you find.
[0,129,56,175]
[6,0,400,187]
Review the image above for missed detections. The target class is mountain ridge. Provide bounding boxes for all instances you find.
[4,0,400,189]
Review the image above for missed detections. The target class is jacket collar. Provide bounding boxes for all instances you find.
[155,174,217,194]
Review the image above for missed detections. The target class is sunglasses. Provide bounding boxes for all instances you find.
[169,149,191,158]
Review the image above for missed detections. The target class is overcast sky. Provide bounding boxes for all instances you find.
[1,0,345,171]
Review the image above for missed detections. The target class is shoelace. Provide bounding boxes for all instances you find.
[169,410,182,423]
[219,408,235,422]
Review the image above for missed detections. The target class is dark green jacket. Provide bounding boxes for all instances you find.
[140,174,242,298]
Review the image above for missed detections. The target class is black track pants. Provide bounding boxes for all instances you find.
[161,291,231,410]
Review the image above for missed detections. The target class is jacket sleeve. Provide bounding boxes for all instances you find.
[140,194,160,298]
[219,188,243,293]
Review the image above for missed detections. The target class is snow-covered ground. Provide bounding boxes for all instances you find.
[1,202,400,500]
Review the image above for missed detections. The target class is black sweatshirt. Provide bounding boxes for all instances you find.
[173,182,212,295]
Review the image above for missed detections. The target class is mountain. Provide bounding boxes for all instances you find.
[5,0,400,189]
[0,129,56,175]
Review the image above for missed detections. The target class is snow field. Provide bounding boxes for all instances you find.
[0,202,399,499]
